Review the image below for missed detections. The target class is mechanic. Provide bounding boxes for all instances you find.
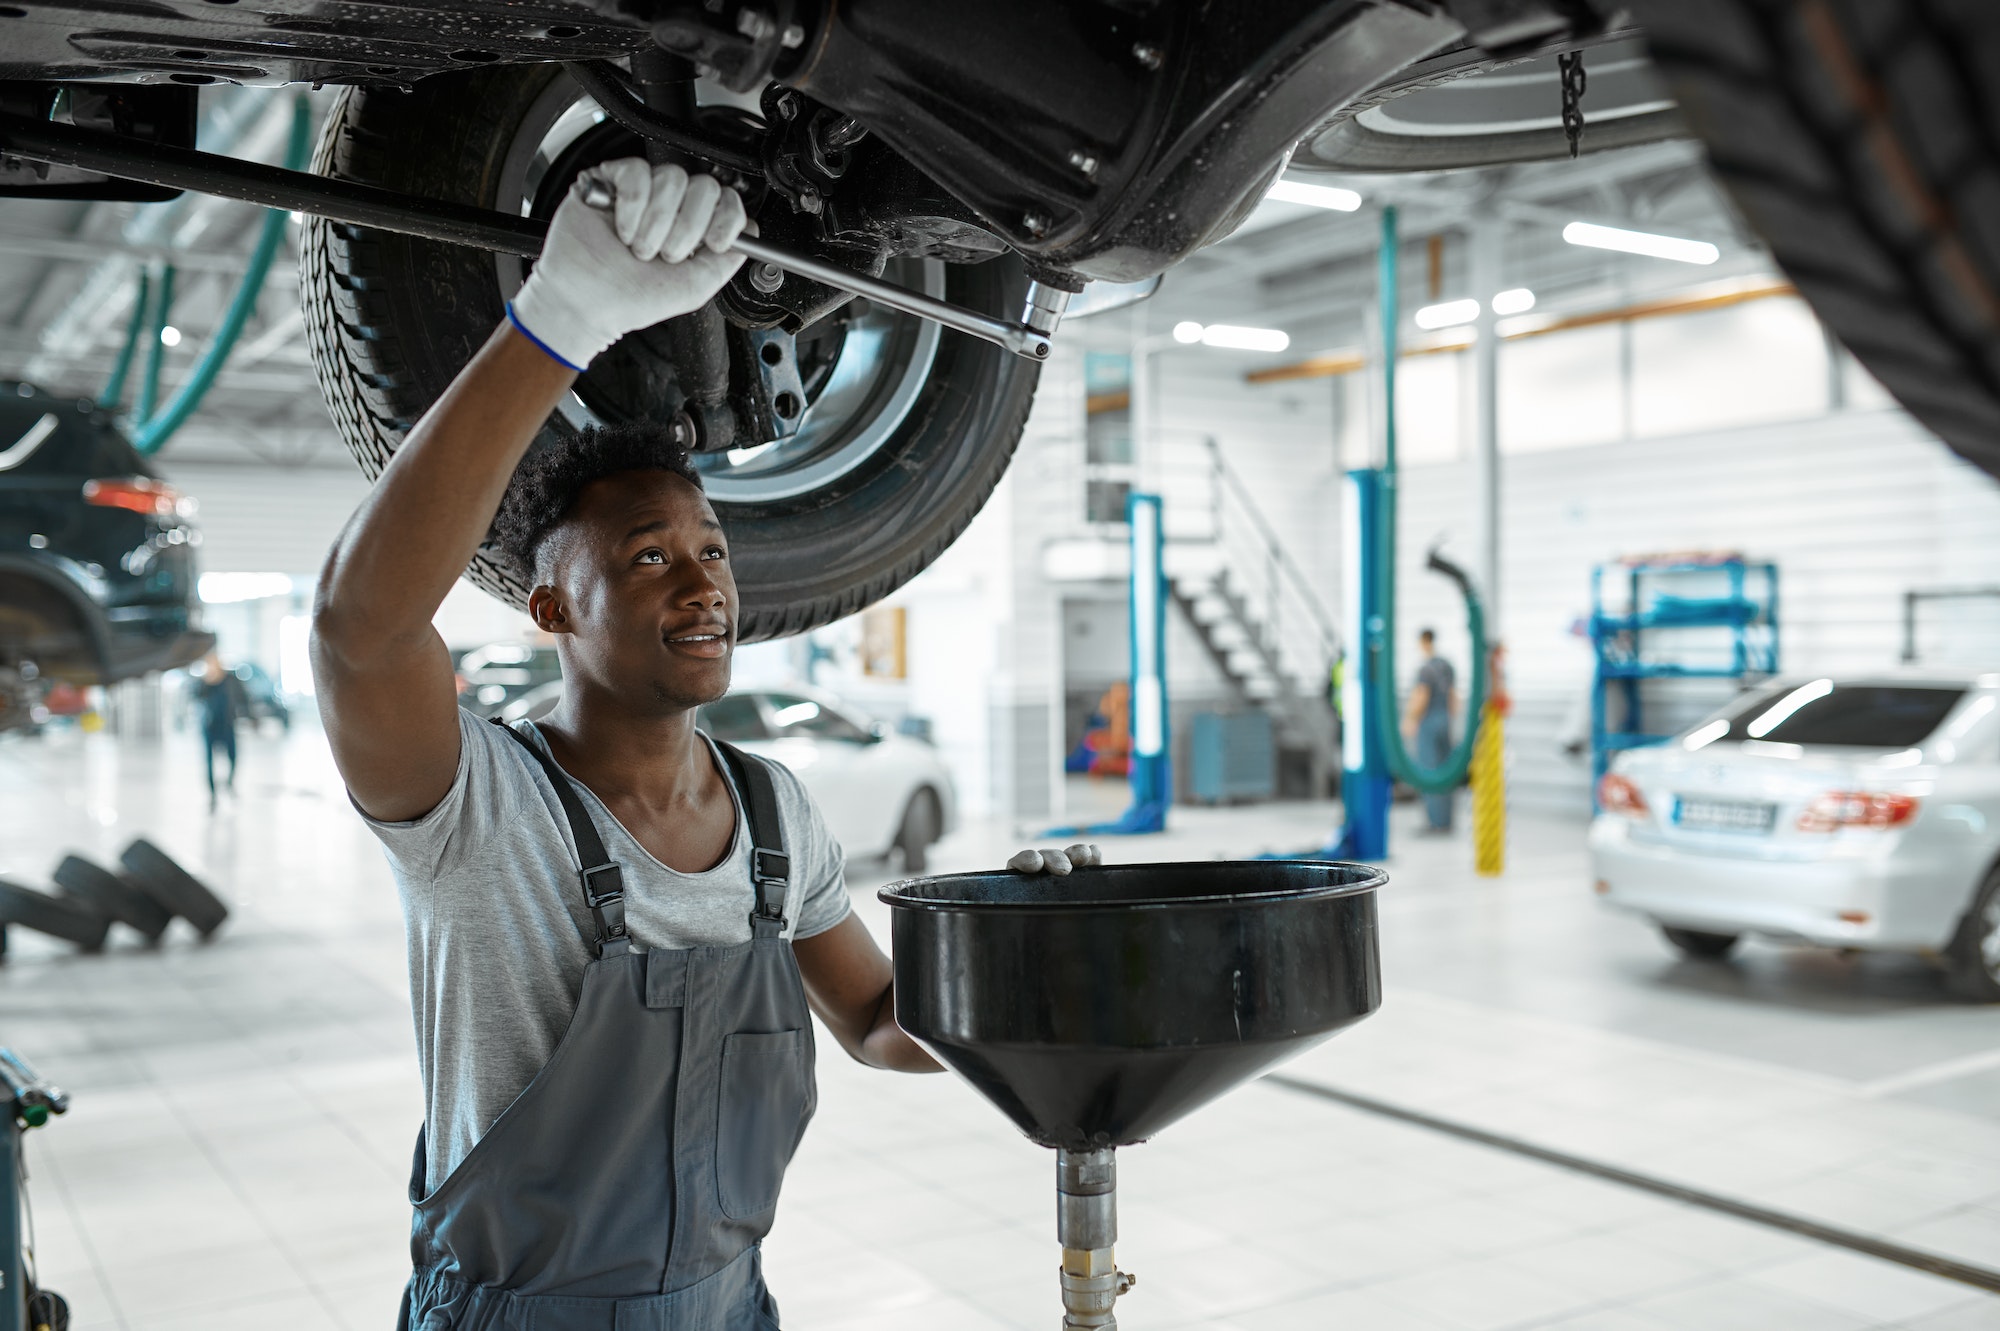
[311,158,1100,1330]
[1403,626,1459,834]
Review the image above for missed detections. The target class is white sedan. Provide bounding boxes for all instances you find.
[1589,671,2000,999]
[502,683,957,871]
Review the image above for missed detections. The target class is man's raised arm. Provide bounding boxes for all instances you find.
[309,161,746,821]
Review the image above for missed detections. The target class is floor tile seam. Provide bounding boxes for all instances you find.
[1372,988,1893,1100]
[154,1074,361,1328]
[30,1130,134,1331]
[1263,1073,2000,1301]
[278,1061,417,1179]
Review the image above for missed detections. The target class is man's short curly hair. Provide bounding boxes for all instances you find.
[491,421,704,580]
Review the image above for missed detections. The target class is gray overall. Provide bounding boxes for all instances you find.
[397,725,817,1330]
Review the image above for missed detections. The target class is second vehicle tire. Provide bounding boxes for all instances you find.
[1661,925,1741,960]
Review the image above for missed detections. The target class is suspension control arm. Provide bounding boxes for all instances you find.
[0,112,1063,360]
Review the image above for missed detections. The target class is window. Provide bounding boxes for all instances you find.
[696,694,768,741]
[761,691,871,743]
[1699,683,1967,749]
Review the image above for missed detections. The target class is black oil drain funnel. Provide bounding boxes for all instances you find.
[881,860,1385,1327]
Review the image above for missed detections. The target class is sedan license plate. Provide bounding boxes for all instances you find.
[1674,796,1777,834]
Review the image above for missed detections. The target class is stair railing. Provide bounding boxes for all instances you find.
[1169,435,1339,695]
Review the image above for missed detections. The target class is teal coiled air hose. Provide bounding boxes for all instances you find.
[132,92,312,455]
[1366,205,1489,792]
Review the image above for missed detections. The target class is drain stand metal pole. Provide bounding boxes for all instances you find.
[1057,1148,1133,1328]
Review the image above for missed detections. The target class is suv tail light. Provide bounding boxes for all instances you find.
[1598,772,1649,817]
[82,477,180,517]
[1796,791,1920,832]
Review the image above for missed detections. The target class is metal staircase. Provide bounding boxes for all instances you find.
[1159,437,1340,794]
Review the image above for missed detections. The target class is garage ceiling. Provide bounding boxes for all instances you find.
[0,84,1768,470]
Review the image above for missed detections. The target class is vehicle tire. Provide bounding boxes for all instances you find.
[0,879,108,951]
[119,839,229,938]
[52,854,171,941]
[895,787,942,875]
[1628,0,2000,482]
[1661,925,1740,959]
[300,66,1040,642]
[1943,865,2000,1002]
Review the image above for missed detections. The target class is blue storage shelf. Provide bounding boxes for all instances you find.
[1590,558,1779,805]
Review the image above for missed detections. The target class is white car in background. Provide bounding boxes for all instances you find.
[501,684,956,872]
[1589,671,2000,1000]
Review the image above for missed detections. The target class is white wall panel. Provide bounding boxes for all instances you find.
[1397,407,2000,815]
[1630,296,1826,437]
[162,460,369,576]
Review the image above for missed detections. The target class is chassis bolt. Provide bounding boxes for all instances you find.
[669,410,698,450]
[1132,42,1163,70]
[1068,149,1099,179]
[780,22,806,48]
[749,261,784,294]
[736,7,774,40]
[1021,211,1050,238]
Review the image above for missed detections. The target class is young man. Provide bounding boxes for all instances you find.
[313,159,1096,1330]
[1402,627,1458,833]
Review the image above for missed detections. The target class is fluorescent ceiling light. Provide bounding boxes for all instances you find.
[1264,180,1362,212]
[1491,287,1536,315]
[159,326,182,347]
[1414,298,1480,330]
[1196,324,1289,352]
[1563,221,1720,265]
[1172,320,1205,344]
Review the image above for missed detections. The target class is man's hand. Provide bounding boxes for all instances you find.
[314,160,749,822]
[508,158,748,370]
[1007,843,1103,875]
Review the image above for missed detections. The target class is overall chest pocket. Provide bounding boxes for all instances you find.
[716,1029,815,1220]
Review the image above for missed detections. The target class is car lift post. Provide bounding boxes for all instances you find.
[1335,470,1392,860]
[1050,491,1169,838]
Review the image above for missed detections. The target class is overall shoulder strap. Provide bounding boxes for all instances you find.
[490,717,629,957]
[712,739,789,935]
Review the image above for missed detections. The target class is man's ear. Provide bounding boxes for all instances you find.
[528,583,571,635]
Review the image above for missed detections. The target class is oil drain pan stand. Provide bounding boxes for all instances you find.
[880,860,1384,1328]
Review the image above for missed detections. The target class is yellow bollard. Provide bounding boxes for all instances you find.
[1472,643,1508,877]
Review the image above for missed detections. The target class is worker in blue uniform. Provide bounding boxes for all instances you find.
[1404,627,1459,833]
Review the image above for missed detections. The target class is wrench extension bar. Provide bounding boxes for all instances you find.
[0,113,1055,360]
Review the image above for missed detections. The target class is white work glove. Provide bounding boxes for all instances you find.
[507,157,748,371]
[1007,843,1103,876]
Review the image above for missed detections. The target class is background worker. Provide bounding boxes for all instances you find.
[192,652,239,809]
[310,157,1095,1330]
[1403,627,1458,833]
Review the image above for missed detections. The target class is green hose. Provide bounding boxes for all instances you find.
[1367,204,1489,792]
[133,92,311,456]
[135,262,175,425]
[97,267,152,410]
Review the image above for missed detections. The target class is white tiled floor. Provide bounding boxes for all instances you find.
[2,725,1997,1329]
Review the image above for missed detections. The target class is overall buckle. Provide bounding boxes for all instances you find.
[750,849,789,926]
[580,861,628,951]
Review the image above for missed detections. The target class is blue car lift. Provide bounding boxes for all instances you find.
[1051,491,1171,837]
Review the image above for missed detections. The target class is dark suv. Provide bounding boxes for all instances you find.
[0,382,211,729]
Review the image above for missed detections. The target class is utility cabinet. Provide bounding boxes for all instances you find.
[1188,709,1275,804]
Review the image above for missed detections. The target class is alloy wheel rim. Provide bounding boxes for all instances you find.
[491,73,943,505]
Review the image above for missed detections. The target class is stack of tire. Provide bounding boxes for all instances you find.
[0,839,229,954]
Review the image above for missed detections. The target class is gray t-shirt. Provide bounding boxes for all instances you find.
[362,709,852,1195]
[1417,655,1455,723]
